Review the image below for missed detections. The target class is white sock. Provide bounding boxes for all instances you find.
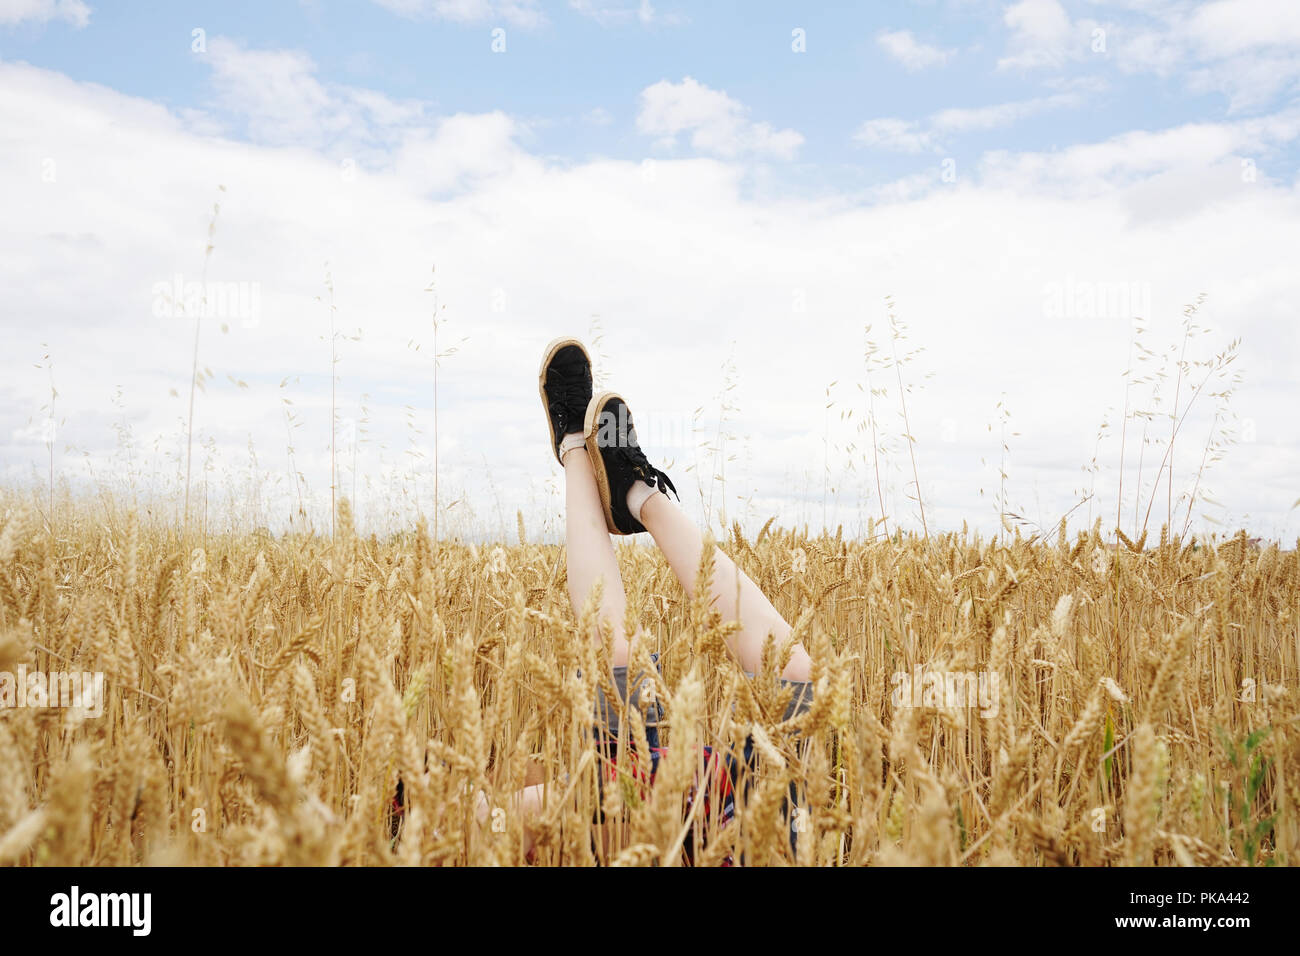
[626,481,659,523]
[558,432,585,460]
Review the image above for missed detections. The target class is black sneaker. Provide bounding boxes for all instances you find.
[538,337,594,464]
[584,391,678,535]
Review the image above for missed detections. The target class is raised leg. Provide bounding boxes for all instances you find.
[640,492,811,681]
[564,444,632,667]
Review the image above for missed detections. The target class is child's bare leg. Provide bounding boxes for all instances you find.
[564,443,632,666]
[476,781,621,862]
[476,784,546,858]
[640,492,811,681]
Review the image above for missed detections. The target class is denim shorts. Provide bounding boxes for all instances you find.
[593,735,749,865]
[591,656,805,864]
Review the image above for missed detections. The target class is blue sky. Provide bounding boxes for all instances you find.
[2,0,1299,540]
[5,1,1286,186]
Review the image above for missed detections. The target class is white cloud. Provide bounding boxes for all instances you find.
[1113,28,1182,77]
[877,29,955,70]
[1187,54,1300,111]
[0,0,90,27]
[3,60,1299,540]
[855,90,1084,153]
[204,40,334,145]
[202,37,426,151]
[1185,0,1300,58]
[999,0,1072,68]
[392,111,527,193]
[854,117,937,153]
[997,0,1104,70]
[1109,0,1300,109]
[978,108,1300,197]
[933,90,1082,132]
[370,0,545,29]
[570,0,685,27]
[637,76,803,159]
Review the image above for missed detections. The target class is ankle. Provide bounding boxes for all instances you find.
[558,432,586,461]
[626,481,661,523]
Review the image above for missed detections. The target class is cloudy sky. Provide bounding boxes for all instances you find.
[1,0,1297,542]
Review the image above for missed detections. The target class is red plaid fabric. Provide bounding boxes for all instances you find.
[601,742,739,866]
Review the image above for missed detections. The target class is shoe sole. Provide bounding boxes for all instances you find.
[538,336,592,465]
[584,390,629,535]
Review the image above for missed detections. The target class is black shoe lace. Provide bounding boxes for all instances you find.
[620,440,679,501]
[548,372,589,431]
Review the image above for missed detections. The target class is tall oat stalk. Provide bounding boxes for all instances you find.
[862,323,889,538]
[1166,304,1195,530]
[316,266,339,540]
[885,298,928,538]
[39,346,57,529]
[183,191,222,540]
[423,267,461,543]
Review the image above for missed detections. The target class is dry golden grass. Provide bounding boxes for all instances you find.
[0,494,1296,866]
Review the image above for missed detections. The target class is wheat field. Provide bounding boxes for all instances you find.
[0,491,1295,867]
